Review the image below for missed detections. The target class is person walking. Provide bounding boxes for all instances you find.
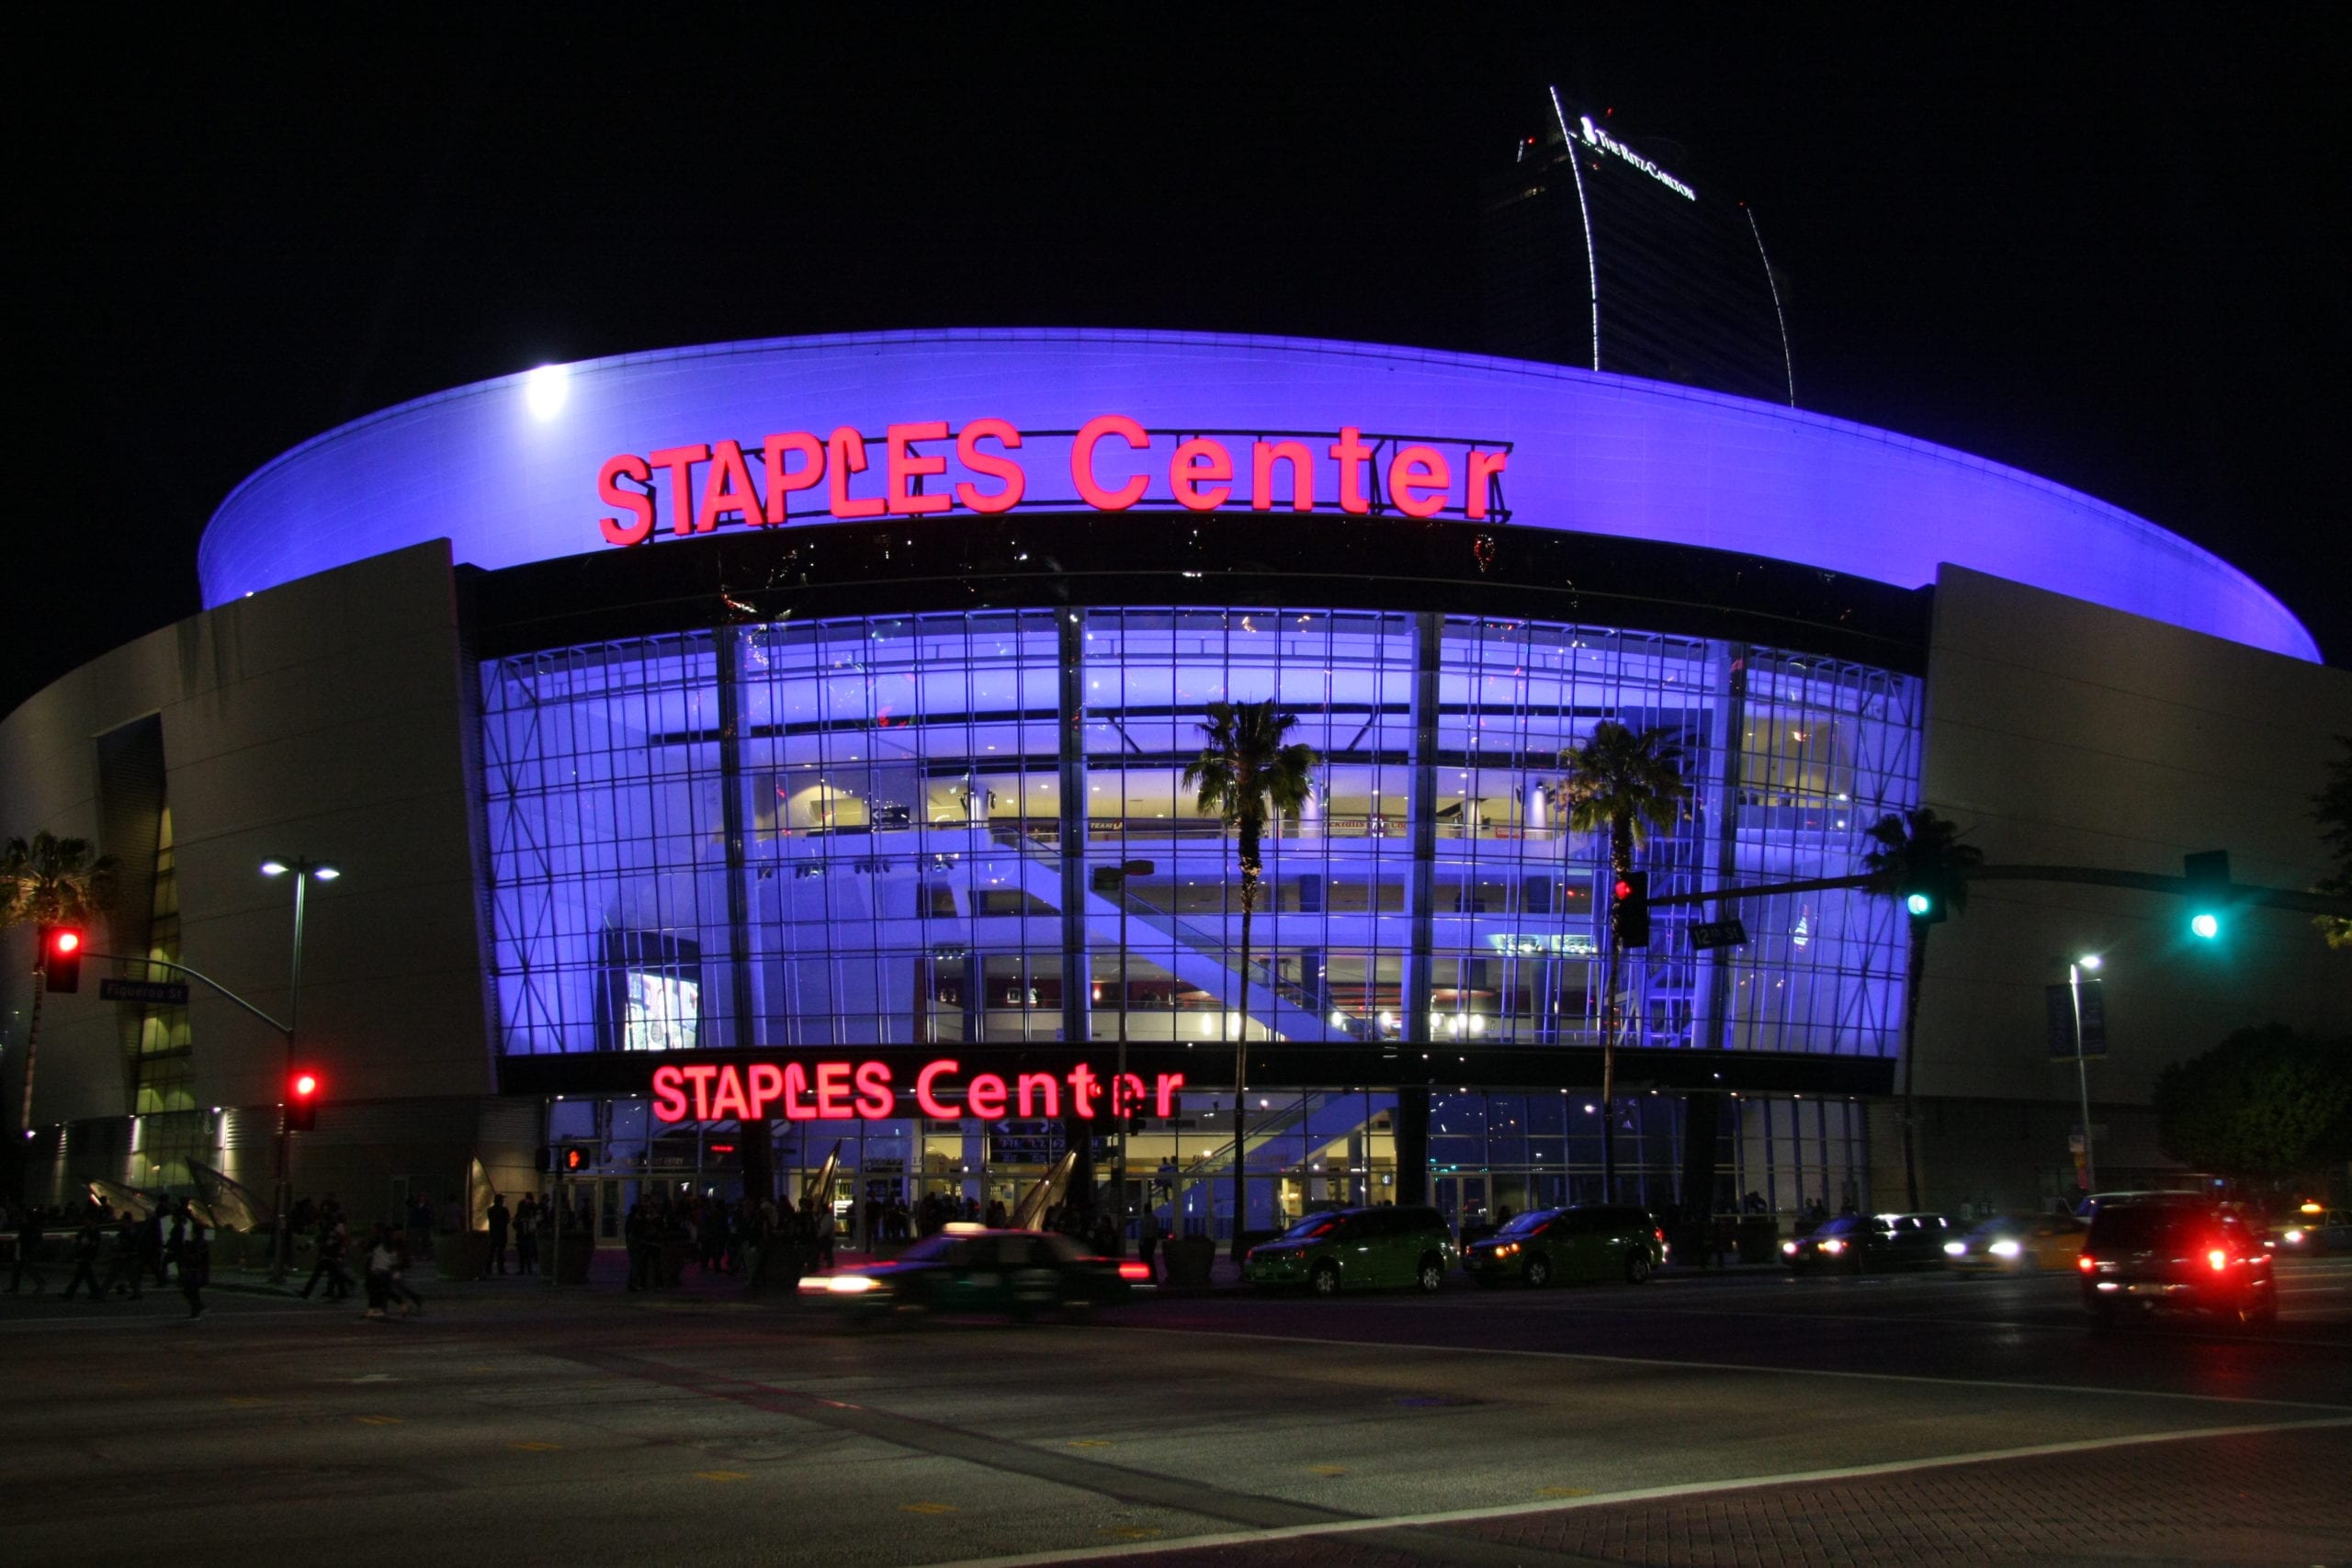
[1137,1203,1162,1282]
[514,1195,539,1276]
[363,1224,397,1319]
[487,1193,511,1276]
[302,1220,352,1301]
[7,1209,48,1295]
[102,1211,145,1300]
[178,1220,210,1320]
[62,1219,105,1303]
[136,1204,165,1289]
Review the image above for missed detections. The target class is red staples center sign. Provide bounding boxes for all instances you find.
[650,1057,1185,1124]
[597,418,1510,545]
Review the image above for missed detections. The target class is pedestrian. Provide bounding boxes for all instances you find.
[179,1220,210,1320]
[302,1220,352,1300]
[137,1203,165,1288]
[7,1208,48,1295]
[386,1228,424,1317]
[1137,1204,1162,1282]
[102,1211,145,1300]
[364,1224,397,1319]
[487,1192,511,1275]
[814,1198,836,1271]
[62,1218,105,1303]
[514,1195,539,1276]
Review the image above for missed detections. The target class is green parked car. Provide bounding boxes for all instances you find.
[1243,1205,1457,1295]
[1460,1204,1667,1288]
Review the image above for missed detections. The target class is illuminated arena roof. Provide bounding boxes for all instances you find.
[198,329,2318,661]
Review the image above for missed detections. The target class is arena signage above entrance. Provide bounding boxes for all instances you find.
[649,1056,1186,1125]
[597,417,1510,546]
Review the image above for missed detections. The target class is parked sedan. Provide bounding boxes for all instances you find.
[1944,1213,2086,1274]
[797,1226,1147,1320]
[1463,1205,1668,1288]
[1781,1213,1954,1272]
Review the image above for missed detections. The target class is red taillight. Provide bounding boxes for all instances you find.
[2207,1248,2229,1272]
[2075,1254,2095,1272]
[1116,1261,1150,1281]
[1653,1228,1666,1243]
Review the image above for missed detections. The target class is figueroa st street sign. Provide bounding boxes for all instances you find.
[598,417,1511,545]
[650,1056,1186,1125]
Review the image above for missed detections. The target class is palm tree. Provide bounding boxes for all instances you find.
[1182,699,1319,1259]
[1554,721,1690,1199]
[0,831,119,1134]
[1861,807,1984,1209]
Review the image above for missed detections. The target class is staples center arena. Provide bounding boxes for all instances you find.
[6,327,2348,1239]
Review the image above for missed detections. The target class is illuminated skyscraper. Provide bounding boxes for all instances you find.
[1483,93,1795,406]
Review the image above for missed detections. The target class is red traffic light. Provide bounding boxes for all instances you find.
[39,925,85,992]
[51,930,81,955]
[1612,878,1634,902]
[291,1071,320,1099]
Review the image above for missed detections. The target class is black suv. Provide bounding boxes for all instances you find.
[2078,1197,2276,1328]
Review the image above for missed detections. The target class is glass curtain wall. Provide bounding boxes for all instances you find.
[481,607,1919,1058]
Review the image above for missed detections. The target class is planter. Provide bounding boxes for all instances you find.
[1734,1218,1783,1265]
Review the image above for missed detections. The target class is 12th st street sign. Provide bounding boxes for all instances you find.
[99,977,190,1006]
[1689,918,1749,951]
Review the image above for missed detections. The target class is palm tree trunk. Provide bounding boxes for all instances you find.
[1899,925,1928,1210]
[17,965,44,1134]
[1230,881,1253,1262]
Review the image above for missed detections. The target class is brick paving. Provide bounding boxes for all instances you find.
[1030,1423,2352,1567]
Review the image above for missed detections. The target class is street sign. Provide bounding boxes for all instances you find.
[99,977,190,1006]
[1689,918,1748,951]
[2045,979,2107,1059]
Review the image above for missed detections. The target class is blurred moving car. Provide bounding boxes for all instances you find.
[1243,1205,1455,1295]
[2270,1203,2352,1254]
[2075,1189,2203,1222]
[2078,1198,2275,1328]
[1781,1213,1953,1272]
[797,1225,1147,1319]
[1943,1213,2086,1274]
[1462,1204,1668,1288]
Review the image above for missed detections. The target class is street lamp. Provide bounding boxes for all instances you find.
[261,856,337,1279]
[2066,953,2100,1194]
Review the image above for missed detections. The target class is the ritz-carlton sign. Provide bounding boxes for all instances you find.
[597,415,1511,546]
[650,1056,1186,1125]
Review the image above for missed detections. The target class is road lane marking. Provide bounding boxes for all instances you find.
[1067,1438,1114,1448]
[924,1413,2352,1568]
[510,1441,561,1452]
[354,1415,401,1426]
[901,1501,958,1514]
[1107,1324,2352,1411]
[696,1471,749,1483]
[1536,1486,1592,1497]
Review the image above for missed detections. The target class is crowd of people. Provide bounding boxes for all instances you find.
[5,1195,213,1318]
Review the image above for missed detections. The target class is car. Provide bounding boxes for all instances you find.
[1242,1204,1455,1295]
[2074,1189,2204,1223]
[2269,1204,2352,1254]
[2077,1198,2275,1328]
[1462,1204,1668,1288]
[797,1225,1147,1319]
[1781,1212,1954,1272]
[1942,1213,2086,1274]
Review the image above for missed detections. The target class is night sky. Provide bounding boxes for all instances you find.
[14,10,2349,723]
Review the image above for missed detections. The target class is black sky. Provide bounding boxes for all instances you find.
[13,9,2349,720]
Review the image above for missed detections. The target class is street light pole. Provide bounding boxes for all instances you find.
[261,857,336,1280]
[2067,955,2099,1195]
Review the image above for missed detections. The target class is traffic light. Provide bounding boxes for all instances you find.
[38,925,84,992]
[1902,873,1950,925]
[2184,849,2230,941]
[286,1068,322,1131]
[1611,870,1652,948]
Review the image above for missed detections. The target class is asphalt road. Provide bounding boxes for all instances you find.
[3,1258,2347,1567]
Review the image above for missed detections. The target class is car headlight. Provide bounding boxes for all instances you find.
[1819,1238,1845,1255]
[1781,1241,1798,1255]
[826,1274,879,1294]
[1497,1243,1519,1258]
[2284,1228,2305,1245]
[1988,1240,2021,1259]
[1943,1241,1967,1257]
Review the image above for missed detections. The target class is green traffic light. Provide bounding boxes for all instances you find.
[1905,892,1932,917]
[2190,912,2220,940]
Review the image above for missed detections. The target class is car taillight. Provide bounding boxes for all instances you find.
[1116,1261,1150,1281]
[1653,1227,1665,1243]
[2207,1248,2229,1272]
[2075,1254,2095,1272]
